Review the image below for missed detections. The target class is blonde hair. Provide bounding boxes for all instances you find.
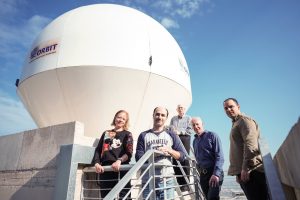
[111,110,130,130]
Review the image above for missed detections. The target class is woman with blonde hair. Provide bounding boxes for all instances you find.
[92,110,133,198]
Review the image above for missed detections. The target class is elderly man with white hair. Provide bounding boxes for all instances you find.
[169,104,193,192]
[191,117,224,200]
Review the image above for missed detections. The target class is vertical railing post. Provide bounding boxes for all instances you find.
[149,152,156,200]
[118,171,121,199]
[163,173,167,199]
[80,172,84,200]
[193,160,200,200]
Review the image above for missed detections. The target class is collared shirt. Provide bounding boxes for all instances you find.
[193,130,224,177]
[170,115,192,135]
[228,113,264,175]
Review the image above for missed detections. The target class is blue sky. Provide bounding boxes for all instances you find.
[0,0,300,169]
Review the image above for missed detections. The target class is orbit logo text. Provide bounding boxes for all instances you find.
[29,41,59,63]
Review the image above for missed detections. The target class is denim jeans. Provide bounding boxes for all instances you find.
[143,177,175,200]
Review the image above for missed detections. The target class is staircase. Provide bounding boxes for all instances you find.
[80,149,204,200]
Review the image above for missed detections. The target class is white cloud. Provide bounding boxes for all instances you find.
[104,0,211,29]
[0,15,51,60]
[0,90,36,136]
[161,17,179,29]
[117,0,211,30]
[0,0,26,17]
[0,0,51,65]
[22,15,52,46]
[174,0,201,18]
[154,0,173,11]
[153,0,208,18]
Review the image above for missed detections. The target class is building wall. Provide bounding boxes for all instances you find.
[274,117,300,200]
[0,121,95,200]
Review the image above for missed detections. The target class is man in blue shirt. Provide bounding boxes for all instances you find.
[191,117,224,200]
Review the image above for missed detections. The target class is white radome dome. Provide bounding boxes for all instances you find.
[17,4,192,139]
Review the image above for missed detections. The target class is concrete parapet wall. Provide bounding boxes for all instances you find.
[0,121,96,200]
[0,169,56,200]
[274,117,300,200]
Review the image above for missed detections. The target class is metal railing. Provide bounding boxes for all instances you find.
[81,149,204,200]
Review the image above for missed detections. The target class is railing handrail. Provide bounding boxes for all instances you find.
[83,164,135,173]
[103,149,158,200]
[101,149,199,200]
[83,149,198,173]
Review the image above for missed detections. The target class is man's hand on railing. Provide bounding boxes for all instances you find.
[158,146,180,160]
[158,146,171,156]
[157,146,181,160]
[95,163,105,173]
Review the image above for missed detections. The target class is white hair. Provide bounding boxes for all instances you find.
[191,117,203,123]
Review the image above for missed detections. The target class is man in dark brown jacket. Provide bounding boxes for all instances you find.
[223,98,269,200]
